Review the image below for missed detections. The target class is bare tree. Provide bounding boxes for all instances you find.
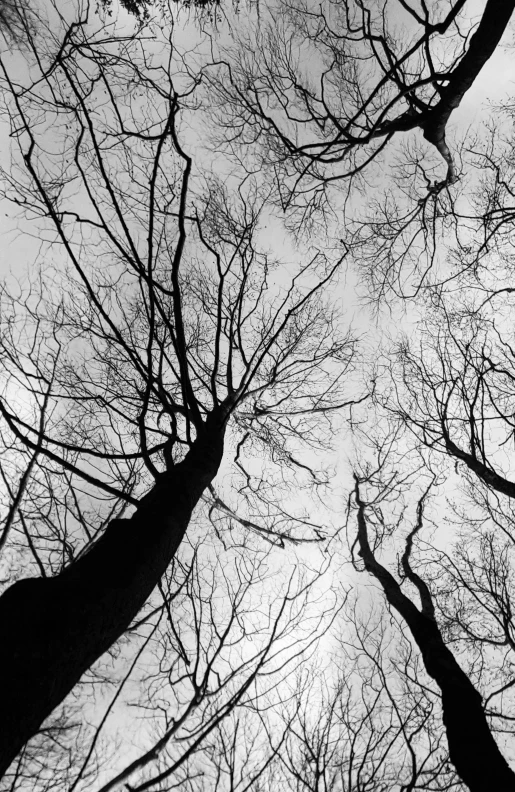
[5,2,515,790]
[72,534,336,792]
[207,0,515,219]
[258,612,458,792]
[0,0,39,45]
[348,437,515,791]
[384,302,515,501]
[0,10,358,774]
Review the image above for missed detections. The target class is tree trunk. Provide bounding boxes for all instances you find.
[423,0,515,146]
[444,434,515,499]
[412,619,515,791]
[0,412,226,777]
[354,480,515,791]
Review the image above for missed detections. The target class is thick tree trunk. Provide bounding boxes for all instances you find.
[422,0,515,152]
[374,0,515,184]
[0,412,226,777]
[411,619,515,791]
[354,480,515,792]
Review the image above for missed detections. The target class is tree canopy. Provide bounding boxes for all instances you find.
[1,1,515,791]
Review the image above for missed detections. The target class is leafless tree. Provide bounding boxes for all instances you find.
[255,610,459,792]
[2,527,335,792]
[76,534,336,792]
[0,9,359,774]
[0,0,39,44]
[384,301,515,501]
[347,432,515,791]
[207,0,514,222]
[5,2,515,790]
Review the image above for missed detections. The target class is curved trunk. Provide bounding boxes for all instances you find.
[0,414,226,777]
[444,434,515,499]
[411,619,515,791]
[354,479,515,791]
[423,0,515,151]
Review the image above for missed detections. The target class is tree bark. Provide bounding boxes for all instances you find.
[444,434,515,500]
[375,0,515,184]
[354,479,515,791]
[0,410,227,777]
[422,0,515,152]
[411,619,515,791]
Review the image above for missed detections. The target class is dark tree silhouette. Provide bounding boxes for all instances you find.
[0,13,357,775]
[255,622,457,792]
[4,1,515,789]
[209,0,515,216]
[80,537,335,792]
[391,309,515,501]
[3,533,333,792]
[350,453,515,791]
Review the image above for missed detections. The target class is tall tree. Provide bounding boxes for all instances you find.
[256,620,457,792]
[4,532,334,792]
[209,0,515,218]
[5,2,515,789]
[0,12,357,774]
[348,432,515,791]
